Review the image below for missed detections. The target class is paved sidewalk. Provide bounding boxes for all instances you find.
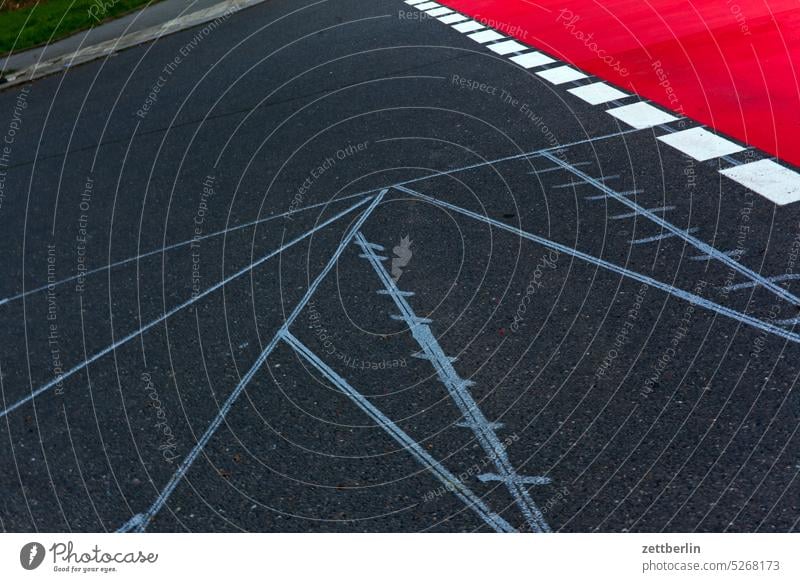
[2,0,231,73]
[1,0,267,86]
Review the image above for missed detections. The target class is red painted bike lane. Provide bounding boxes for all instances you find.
[436,0,800,168]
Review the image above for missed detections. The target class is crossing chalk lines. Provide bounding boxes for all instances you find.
[394,185,800,345]
[283,331,516,533]
[129,191,388,532]
[402,0,800,205]
[0,197,375,421]
[356,232,551,532]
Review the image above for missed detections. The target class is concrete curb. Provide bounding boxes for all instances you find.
[1,0,268,89]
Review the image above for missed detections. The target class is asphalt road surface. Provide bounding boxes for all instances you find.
[0,0,798,533]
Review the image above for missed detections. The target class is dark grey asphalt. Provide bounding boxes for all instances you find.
[0,0,798,533]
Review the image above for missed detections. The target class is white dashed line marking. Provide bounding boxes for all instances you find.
[426,7,453,16]
[606,101,679,129]
[721,160,800,205]
[467,29,505,43]
[657,127,745,161]
[438,13,468,24]
[410,0,800,206]
[535,65,588,85]
[487,39,528,55]
[452,20,484,33]
[567,81,629,105]
[509,51,556,69]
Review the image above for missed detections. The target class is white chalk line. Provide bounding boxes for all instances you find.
[128,191,388,532]
[0,196,374,421]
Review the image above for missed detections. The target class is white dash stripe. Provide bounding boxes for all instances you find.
[438,13,467,24]
[657,127,745,161]
[720,159,800,206]
[413,1,440,10]
[425,7,453,17]
[487,39,527,55]
[567,82,629,105]
[606,101,678,129]
[452,20,484,33]
[467,29,505,43]
[509,51,556,69]
[535,65,588,85]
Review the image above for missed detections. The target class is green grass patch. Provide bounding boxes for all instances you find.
[0,0,162,56]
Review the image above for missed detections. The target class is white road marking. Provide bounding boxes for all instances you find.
[606,101,679,129]
[657,127,745,161]
[356,233,551,533]
[467,29,505,43]
[567,81,629,105]
[405,0,428,4]
[720,159,800,205]
[438,13,467,24]
[283,331,516,533]
[426,7,453,16]
[509,51,555,69]
[452,20,484,33]
[535,65,588,85]
[130,192,389,532]
[413,1,440,9]
[487,39,527,55]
